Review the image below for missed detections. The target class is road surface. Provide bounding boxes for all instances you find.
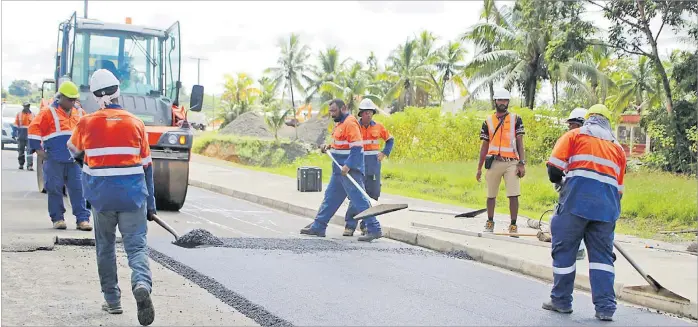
[0,149,692,326]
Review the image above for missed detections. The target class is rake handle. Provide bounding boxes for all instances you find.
[325,151,376,207]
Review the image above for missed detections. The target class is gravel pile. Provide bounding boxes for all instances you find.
[687,242,698,253]
[294,116,330,146]
[173,229,224,248]
[219,112,273,139]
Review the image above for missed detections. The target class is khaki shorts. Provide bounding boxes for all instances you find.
[485,160,521,198]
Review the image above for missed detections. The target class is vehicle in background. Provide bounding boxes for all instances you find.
[37,12,204,211]
[2,117,17,150]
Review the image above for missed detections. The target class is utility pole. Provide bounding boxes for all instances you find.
[84,0,88,18]
[188,56,208,85]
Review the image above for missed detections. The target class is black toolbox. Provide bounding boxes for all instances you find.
[297,166,322,192]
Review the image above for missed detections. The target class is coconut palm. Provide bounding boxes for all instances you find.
[319,61,382,113]
[257,76,276,106]
[610,56,661,114]
[379,39,431,111]
[303,46,349,105]
[219,72,261,127]
[265,33,312,110]
[431,41,469,106]
[552,43,615,106]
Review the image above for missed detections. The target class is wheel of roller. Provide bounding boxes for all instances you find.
[153,159,189,212]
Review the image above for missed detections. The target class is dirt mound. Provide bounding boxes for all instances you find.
[219,112,273,139]
[687,242,698,253]
[294,116,331,146]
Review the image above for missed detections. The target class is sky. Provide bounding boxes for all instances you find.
[0,0,694,104]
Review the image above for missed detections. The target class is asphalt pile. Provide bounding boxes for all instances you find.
[219,112,274,139]
[687,242,698,253]
[172,229,224,248]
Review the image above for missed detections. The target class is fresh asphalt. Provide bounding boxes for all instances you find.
[1,149,693,326]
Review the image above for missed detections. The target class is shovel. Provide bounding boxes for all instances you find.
[326,151,408,220]
[150,214,180,241]
[409,207,487,218]
[613,241,690,303]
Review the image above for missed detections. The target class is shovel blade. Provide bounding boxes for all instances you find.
[455,208,487,218]
[354,204,408,220]
[624,283,690,303]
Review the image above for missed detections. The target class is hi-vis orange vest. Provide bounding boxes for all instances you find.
[486,113,519,160]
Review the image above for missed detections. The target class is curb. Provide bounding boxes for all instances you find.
[188,178,697,320]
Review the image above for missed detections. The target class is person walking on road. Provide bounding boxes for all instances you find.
[543,104,626,321]
[343,98,394,236]
[476,89,526,236]
[300,98,383,242]
[67,69,156,326]
[27,81,92,231]
[14,102,36,171]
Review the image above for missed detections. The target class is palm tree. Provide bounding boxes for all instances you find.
[431,41,469,106]
[379,39,431,111]
[265,33,312,111]
[552,43,615,106]
[257,76,276,106]
[320,61,382,112]
[461,0,510,108]
[264,100,294,140]
[303,46,349,105]
[219,72,261,127]
[415,30,441,105]
[610,56,660,114]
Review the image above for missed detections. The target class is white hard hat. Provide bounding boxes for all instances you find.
[567,108,587,121]
[358,98,377,113]
[493,89,511,100]
[89,69,120,94]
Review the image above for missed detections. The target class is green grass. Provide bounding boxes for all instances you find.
[193,132,697,241]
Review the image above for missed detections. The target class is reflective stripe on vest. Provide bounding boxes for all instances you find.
[486,113,518,159]
[46,106,73,141]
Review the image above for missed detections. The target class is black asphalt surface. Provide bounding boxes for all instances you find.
[1,149,693,326]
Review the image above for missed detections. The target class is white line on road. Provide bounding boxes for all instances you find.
[186,201,284,235]
[179,209,254,237]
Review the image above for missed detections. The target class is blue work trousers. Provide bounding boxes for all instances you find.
[345,173,381,230]
[44,159,90,223]
[93,205,152,305]
[311,170,381,234]
[18,138,33,168]
[550,210,617,315]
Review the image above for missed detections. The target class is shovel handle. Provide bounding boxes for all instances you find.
[151,214,180,240]
[613,241,660,292]
[325,151,376,206]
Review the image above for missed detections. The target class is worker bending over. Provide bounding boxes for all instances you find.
[301,98,383,242]
[343,98,394,236]
[543,104,626,321]
[14,102,36,170]
[476,89,526,236]
[28,81,92,231]
[67,69,156,325]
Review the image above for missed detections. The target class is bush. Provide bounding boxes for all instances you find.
[193,132,310,167]
[373,106,567,164]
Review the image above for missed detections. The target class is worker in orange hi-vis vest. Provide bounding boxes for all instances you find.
[14,102,36,170]
[67,69,156,325]
[27,81,92,231]
[300,98,383,242]
[543,104,626,322]
[343,98,394,237]
[476,88,526,237]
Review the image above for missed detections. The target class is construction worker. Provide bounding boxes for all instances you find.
[67,69,156,325]
[28,81,92,231]
[543,104,626,322]
[300,98,383,242]
[476,88,526,236]
[14,102,36,171]
[566,107,588,261]
[343,98,394,236]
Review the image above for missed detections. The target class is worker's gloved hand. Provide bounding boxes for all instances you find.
[319,144,330,153]
[147,209,156,221]
[554,183,563,193]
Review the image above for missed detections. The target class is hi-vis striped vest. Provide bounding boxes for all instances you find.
[486,113,519,160]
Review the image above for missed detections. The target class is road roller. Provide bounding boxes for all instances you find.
[36,12,204,211]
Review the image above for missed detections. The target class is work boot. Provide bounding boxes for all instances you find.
[53,220,67,230]
[508,224,519,238]
[102,301,123,314]
[576,248,586,260]
[360,225,368,236]
[77,221,93,231]
[27,166,33,171]
[343,226,355,237]
[358,231,383,242]
[300,226,326,237]
[595,312,613,321]
[133,284,155,326]
[484,220,494,232]
[18,166,23,170]
[542,301,573,314]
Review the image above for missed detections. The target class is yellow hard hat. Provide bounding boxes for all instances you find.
[57,81,80,99]
[586,104,612,119]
